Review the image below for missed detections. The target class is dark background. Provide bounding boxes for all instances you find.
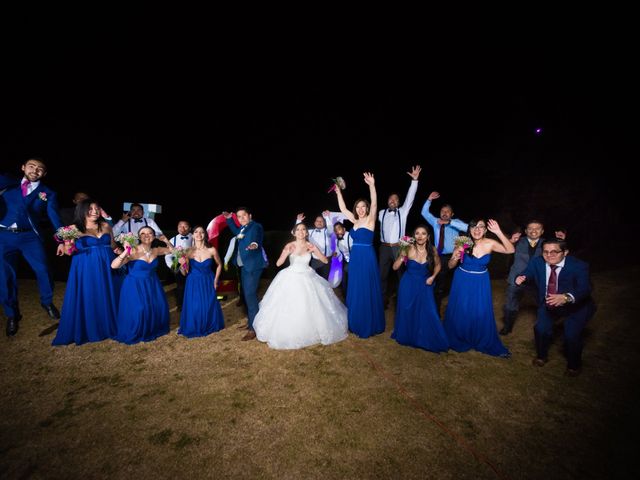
[1,11,634,270]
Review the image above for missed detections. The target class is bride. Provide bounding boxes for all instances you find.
[253,223,348,349]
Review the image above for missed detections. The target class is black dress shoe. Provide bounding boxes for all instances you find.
[41,304,61,320]
[6,316,20,336]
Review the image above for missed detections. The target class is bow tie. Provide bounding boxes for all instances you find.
[180,236,189,240]
[314,229,322,233]
[388,208,397,213]
[133,219,143,223]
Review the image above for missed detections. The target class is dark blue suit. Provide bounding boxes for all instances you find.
[0,175,62,317]
[226,218,266,330]
[522,255,596,370]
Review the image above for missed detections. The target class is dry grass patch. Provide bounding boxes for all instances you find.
[1,269,639,479]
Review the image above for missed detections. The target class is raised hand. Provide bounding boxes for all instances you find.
[296,213,305,222]
[407,165,422,180]
[363,172,375,185]
[486,219,502,235]
[428,191,440,201]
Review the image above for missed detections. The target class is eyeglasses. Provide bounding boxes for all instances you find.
[542,250,563,256]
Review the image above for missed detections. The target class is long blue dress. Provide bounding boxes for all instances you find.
[53,235,120,346]
[115,258,169,345]
[392,259,449,352]
[178,258,225,338]
[444,254,509,356]
[347,228,385,338]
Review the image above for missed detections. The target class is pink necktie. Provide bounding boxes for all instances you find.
[21,179,29,197]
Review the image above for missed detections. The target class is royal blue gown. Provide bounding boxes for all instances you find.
[346,228,385,338]
[178,258,224,337]
[392,259,449,352]
[115,258,169,345]
[444,254,509,356]
[53,235,120,346]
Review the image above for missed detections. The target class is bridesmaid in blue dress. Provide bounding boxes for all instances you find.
[178,225,225,337]
[111,226,174,345]
[333,172,385,338]
[391,225,448,352]
[444,219,515,357]
[53,199,121,346]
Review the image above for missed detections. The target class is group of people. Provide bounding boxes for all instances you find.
[1,158,596,376]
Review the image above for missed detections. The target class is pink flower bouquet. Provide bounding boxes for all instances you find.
[454,235,474,263]
[398,235,415,264]
[171,246,190,274]
[116,232,138,255]
[327,176,347,193]
[55,225,80,254]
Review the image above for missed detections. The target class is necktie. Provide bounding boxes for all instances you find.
[134,219,143,223]
[180,236,189,240]
[21,179,29,197]
[437,224,446,254]
[547,265,558,295]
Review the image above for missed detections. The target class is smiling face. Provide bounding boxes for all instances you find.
[469,221,487,240]
[525,222,544,241]
[314,216,326,229]
[193,226,206,242]
[138,227,155,245]
[21,159,47,183]
[86,203,101,222]
[439,206,453,222]
[542,242,567,266]
[387,194,400,209]
[130,205,144,219]
[355,201,369,219]
[293,223,308,240]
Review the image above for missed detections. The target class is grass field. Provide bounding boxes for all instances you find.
[1,267,639,479]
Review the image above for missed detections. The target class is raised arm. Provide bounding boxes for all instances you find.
[334,186,356,223]
[420,191,439,226]
[401,165,421,211]
[487,219,515,254]
[364,172,377,228]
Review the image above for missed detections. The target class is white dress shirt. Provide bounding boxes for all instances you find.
[378,179,418,243]
[164,233,194,268]
[335,230,353,263]
[113,216,164,237]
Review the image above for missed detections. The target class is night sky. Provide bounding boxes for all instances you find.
[2,13,633,263]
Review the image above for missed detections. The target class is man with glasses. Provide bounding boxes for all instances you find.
[515,238,595,376]
[500,221,566,335]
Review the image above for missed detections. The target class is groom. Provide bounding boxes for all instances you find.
[224,207,266,341]
[1,157,63,336]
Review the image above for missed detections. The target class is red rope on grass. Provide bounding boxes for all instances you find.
[352,342,510,480]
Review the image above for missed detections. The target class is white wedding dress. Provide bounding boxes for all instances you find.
[253,253,348,349]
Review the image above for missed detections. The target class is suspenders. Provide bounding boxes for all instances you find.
[380,209,401,243]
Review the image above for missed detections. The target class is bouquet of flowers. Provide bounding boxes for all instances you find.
[454,235,474,263]
[116,232,138,256]
[327,176,347,193]
[55,225,80,254]
[171,246,190,274]
[397,235,415,264]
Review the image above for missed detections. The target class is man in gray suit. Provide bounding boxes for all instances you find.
[500,220,565,335]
